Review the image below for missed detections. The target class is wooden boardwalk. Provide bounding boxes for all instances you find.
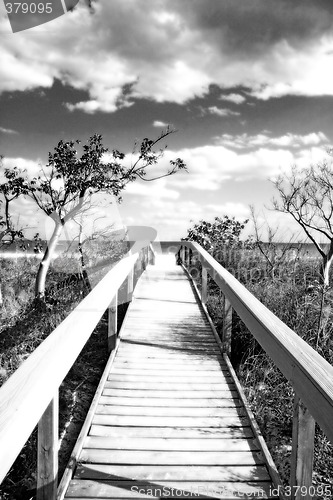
[62,255,280,499]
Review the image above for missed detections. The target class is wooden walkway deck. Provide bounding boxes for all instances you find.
[62,255,280,499]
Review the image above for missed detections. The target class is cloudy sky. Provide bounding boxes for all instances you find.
[1,0,333,241]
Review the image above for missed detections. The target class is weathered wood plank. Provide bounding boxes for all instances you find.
[290,397,315,500]
[75,463,271,481]
[112,365,228,372]
[121,337,216,344]
[65,480,278,499]
[79,449,262,465]
[65,482,278,499]
[111,367,227,374]
[89,426,253,439]
[37,395,58,500]
[115,351,224,361]
[95,405,245,417]
[84,436,259,451]
[105,381,234,390]
[92,414,249,428]
[118,345,221,353]
[108,292,118,353]
[107,373,232,382]
[102,387,239,398]
[98,396,242,407]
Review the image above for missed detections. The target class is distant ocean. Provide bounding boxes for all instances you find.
[0,239,70,259]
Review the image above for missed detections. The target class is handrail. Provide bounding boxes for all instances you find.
[176,240,333,499]
[0,247,152,493]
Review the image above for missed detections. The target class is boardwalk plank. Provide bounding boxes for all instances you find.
[105,381,234,390]
[98,396,242,407]
[102,387,240,398]
[112,362,228,370]
[89,426,254,439]
[107,373,232,382]
[79,449,262,465]
[95,405,245,417]
[84,436,260,451]
[65,480,278,498]
[92,414,249,427]
[75,463,271,481]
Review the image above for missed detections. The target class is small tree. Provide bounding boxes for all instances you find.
[8,131,185,299]
[0,160,26,246]
[184,216,249,253]
[272,159,333,287]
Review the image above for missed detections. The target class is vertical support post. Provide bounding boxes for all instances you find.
[127,267,134,303]
[133,257,140,288]
[290,396,315,500]
[222,295,232,356]
[144,246,148,269]
[184,246,188,268]
[149,244,156,265]
[141,248,146,271]
[108,292,118,353]
[37,395,58,500]
[181,246,185,265]
[201,267,208,305]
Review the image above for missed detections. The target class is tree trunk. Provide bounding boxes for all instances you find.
[320,239,333,287]
[78,230,92,293]
[35,222,63,299]
[317,240,333,344]
[322,253,333,288]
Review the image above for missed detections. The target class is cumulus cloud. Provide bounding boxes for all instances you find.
[125,178,180,200]
[153,120,170,127]
[219,93,246,105]
[216,132,329,149]
[1,157,41,175]
[164,137,330,192]
[1,0,333,112]
[207,106,240,117]
[205,202,250,219]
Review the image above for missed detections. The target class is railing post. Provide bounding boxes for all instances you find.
[37,394,58,500]
[201,266,208,305]
[126,267,134,303]
[149,244,155,265]
[222,295,232,356]
[141,247,147,271]
[180,246,185,265]
[290,396,315,500]
[189,248,193,267]
[133,256,140,288]
[108,292,118,352]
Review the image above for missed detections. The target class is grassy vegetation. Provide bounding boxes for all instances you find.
[190,244,333,497]
[0,238,126,499]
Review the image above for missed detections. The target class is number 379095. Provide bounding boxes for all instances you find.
[5,2,53,14]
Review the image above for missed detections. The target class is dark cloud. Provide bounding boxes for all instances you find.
[169,0,333,55]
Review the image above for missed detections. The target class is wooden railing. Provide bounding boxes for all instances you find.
[0,243,155,500]
[175,241,333,500]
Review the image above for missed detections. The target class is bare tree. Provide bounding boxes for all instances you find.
[272,159,333,287]
[250,205,303,279]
